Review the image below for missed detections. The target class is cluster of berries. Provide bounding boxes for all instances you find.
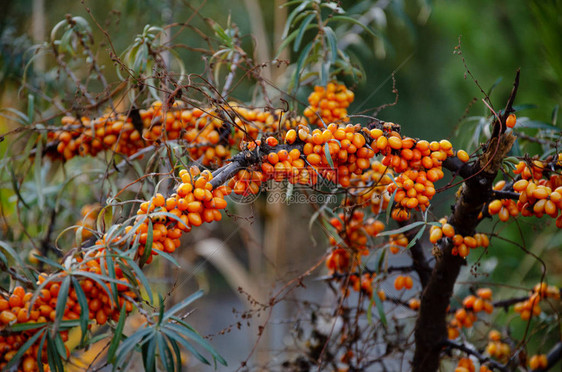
[455,357,492,372]
[487,155,562,228]
[303,82,354,126]
[448,288,493,339]
[513,282,560,321]
[325,211,385,274]
[129,168,229,262]
[345,161,393,214]
[0,267,135,371]
[485,330,511,363]
[429,218,490,258]
[528,354,548,370]
[47,101,305,167]
[0,165,230,371]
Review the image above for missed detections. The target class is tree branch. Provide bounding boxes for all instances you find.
[412,71,520,372]
[531,342,562,372]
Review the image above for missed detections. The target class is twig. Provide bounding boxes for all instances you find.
[531,342,562,372]
[442,340,508,371]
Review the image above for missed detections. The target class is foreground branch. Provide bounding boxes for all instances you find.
[412,72,520,372]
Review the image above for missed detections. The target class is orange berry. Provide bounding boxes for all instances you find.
[457,150,469,163]
[442,223,455,238]
[285,129,297,144]
[429,228,443,244]
[388,136,402,150]
[394,275,405,290]
[476,288,493,300]
[404,275,413,289]
[306,153,322,165]
[409,298,420,310]
[506,114,516,128]
[488,200,502,215]
[0,310,16,324]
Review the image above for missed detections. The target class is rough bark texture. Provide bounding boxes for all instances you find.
[413,70,520,372]
[412,132,515,372]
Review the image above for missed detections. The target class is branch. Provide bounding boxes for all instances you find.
[412,72,520,372]
[401,222,432,289]
[490,190,520,201]
[442,340,508,372]
[210,141,305,188]
[531,342,562,372]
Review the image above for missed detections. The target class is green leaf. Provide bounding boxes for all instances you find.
[323,142,335,169]
[168,332,183,371]
[276,24,316,59]
[104,252,120,306]
[406,224,426,249]
[4,328,45,370]
[140,219,153,267]
[124,256,153,304]
[168,319,227,366]
[161,327,210,366]
[551,104,559,125]
[376,247,386,274]
[53,276,71,334]
[293,14,316,52]
[115,328,153,369]
[323,26,338,63]
[385,188,397,224]
[33,254,65,270]
[107,302,127,362]
[372,291,387,327]
[292,41,313,90]
[0,240,34,280]
[163,290,204,322]
[367,293,375,324]
[47,334,64,372]
[71,277,90,345]
[157,333,174,372]
[27,94,35,123]
[0,249,6,266]
[329,15,380,39]
[133,43,149,77]
[142,336,157,372]
[282,0,312,39]
[377,221,427,237]
[516,117,559,131]
[54,333,67,361]
[512,104,538,112]
[486,76,503,97]
[96,204,114,233]
[36,330,48,372]
[152,248,181,268]
[0,107,30,125]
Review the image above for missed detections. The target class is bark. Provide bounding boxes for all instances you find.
[412,71,520,372]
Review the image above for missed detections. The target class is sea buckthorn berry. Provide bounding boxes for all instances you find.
[429,228,443,244]
[403,275,413,289]
[488,200,502,215]
[409,298,420,310]
[529,354,548,369]
[457,150,469,163]
[506,114,516,128]
[0,310,16,325]
[394,275,405,290]
[488,329,501,342]
[442,223,455,238]
[476,288,492,300]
